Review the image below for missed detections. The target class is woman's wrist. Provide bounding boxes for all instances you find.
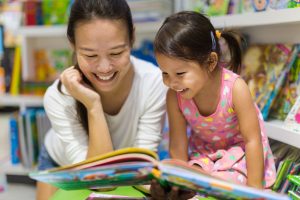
[87,101,103,114]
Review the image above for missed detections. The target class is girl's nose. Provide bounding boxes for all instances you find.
[169,79,179,90]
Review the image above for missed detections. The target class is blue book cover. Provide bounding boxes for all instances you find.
[9,115,20,164]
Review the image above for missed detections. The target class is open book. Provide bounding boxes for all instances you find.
[30,147,289,200]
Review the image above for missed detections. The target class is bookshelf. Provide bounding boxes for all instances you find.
[0,94,43,111]
[17,21,164,81]
[210,7,300,44]
[265,120,300,149]
[206,8,300,149]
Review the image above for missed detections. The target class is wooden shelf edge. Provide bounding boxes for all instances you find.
[211,7,300,29]
[1,160,32,176]
[265,120,300,149]
[17,20,164,37]
[0,94,43,108]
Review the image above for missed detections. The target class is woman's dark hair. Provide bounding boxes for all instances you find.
[58,0,134,133]
[154,11,244,74]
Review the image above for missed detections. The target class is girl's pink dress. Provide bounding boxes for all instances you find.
[177,68,276,188]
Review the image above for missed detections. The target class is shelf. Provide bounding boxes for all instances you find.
[1,160,31,176]
[265,120,300,149]
[210,7,300,29]
[17,21,163,38]
[18,25,67,37]
[0,94,43,110]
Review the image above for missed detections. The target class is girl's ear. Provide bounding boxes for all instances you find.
[208,52,218,72]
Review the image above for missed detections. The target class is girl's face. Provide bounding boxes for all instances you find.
[156,53,210,99]
[74,18,132,93]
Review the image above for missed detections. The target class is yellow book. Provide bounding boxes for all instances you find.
[10,46,21,95]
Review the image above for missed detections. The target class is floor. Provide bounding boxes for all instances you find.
[0,182,36,200]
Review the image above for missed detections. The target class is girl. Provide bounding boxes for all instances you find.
[37,0,166,199]
[154,11,276,190]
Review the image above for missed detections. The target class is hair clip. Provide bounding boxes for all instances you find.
[216,30,222,39]
[210,31,216,51]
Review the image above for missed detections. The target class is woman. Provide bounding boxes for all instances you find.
[36,0,166,199]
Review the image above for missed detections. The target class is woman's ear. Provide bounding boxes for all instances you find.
[208,52,218,72]
[131,26,136,47]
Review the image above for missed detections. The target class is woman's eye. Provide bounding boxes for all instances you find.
[86,55,97,58]
[111,52,123,56]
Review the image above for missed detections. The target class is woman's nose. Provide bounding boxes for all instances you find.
[96,58,112,73]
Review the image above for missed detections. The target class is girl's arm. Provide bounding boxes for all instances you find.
[232,78,264,189]
[60,67,113,159]
[167,89,189,161]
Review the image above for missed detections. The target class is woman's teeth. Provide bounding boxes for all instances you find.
[97,73,115,80]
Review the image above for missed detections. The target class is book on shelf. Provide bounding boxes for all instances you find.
[11,108,51,169]
[287,175,300,199]
[242,44,299,120]
[285,94,300,133]
[269,50,300,120]
[29,147,289,200]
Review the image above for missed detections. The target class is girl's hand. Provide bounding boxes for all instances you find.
[150,180,196,200]
[60,66,101,110]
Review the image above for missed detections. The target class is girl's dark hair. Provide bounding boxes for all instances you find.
[154,11,244,74]
[58,0,134,133]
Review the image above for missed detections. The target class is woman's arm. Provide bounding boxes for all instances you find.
[167,89,189,162]
[59,67,113,159]
[233,78,264,189]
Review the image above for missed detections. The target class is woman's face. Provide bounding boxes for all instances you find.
[74,18,132,93]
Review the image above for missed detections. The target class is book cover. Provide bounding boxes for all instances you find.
[9,114,20,164]
[242,44,299,119]
[18,111,31,169]
[287,175,300,199]
[285,95,300,133]
[30,147,289,200]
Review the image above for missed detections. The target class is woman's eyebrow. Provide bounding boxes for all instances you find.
[79,44,127,51]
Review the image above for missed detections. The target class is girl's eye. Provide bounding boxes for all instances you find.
[177,72,186,76]
[162,72,168,76]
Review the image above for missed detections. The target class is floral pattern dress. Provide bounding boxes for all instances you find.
[177,68,276,188]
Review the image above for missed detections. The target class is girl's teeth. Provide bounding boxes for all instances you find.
[97,73,114,80]
[176,89,184,92]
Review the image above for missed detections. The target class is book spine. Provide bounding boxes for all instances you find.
[9,116,20,164]
[9,46,21,95]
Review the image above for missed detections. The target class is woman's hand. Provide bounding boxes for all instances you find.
[60,66,101,110]
[150,180,196,200]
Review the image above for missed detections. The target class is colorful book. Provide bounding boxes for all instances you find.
[285,95,300,133]
[273,159,294,191]
[30,147,289,200]
[242,44,299,120]
[287,175,300,199]
[9,114,20,164]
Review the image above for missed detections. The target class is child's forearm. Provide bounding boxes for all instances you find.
[169,143,189,162]
[245,140,264,189]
